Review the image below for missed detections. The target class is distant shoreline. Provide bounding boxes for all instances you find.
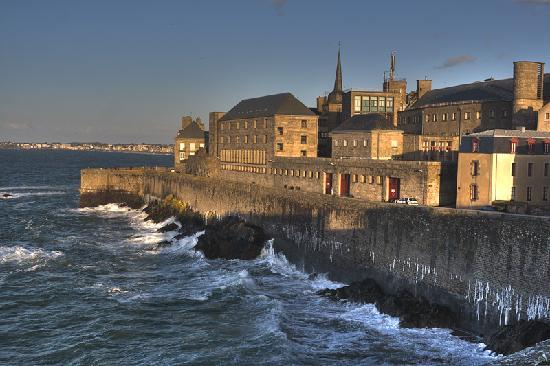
[0,147,173,156]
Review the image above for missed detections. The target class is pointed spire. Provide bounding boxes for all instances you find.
[327,45,343,104]
[333,45,342,93]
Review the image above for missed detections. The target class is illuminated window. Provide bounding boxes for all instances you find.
[301,135,307,144]
[511,140,517,153]
[354,96,361,112]
[470,184,478,201]
[277,143,283,151]
[442,113,448,121]
[451,112,457,121]
[343,139,348,147]
[464,112,471,120]
[527,186,533,201]
[300,150,307,157]
[244,135,248,144]
[528,139,535,153]
[301,120,307,128]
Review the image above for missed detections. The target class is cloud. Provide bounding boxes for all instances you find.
[437,55,476,69]
[515,0,550,5]
[272,0,288,16]
[1,122,32,130]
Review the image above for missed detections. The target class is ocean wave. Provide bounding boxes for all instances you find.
[0,245,63,266]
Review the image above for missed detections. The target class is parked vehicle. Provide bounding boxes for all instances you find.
[393,197,419,205]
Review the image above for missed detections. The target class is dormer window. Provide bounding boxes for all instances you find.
[528,138,535,154]
[471,138,479,152]
[510,139,517,154]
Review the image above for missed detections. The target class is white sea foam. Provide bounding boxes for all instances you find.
[0,245,63,265]
[160,231,204,255]
[1,191,66,199]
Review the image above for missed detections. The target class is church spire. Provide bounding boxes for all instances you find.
[327,45,343,104]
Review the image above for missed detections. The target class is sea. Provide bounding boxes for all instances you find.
[0,149,500,365]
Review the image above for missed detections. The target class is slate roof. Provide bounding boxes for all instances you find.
[177,120,205,139]
[412,74,550,108]
[331,113,399,134]
[467,129,550,139]
[219,93,315,121]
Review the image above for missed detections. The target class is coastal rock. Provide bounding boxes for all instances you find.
[484,320,550,356]
[194,216,267,260]
[317,279,456,329]
[154,240,173,249]
[157,222,179,233]
[143,203,173,223]
[2,193,13,198]
[317,279,384,304]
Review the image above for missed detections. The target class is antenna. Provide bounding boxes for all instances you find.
[390,51,396,81]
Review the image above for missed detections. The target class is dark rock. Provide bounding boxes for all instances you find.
[317,279,384,304]
[194,216,267,260]
[2,193,12,198]
[317,280,456,330]
[155,240,173,249]
[157,222,179,233]
[484,320,550,356]
[142,202,173,223]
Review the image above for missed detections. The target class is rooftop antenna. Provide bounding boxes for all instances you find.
[389,51,396,81]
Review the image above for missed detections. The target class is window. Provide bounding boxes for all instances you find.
[490,109,495,119]
[362,96,370,112]
[510,140,517,153]
[227,136,231,144]
[363,140,368,147]
[253,135,257,144]
[343,139,348,147]
[528,162,533,177]
[354,96,361,112]
[352,174,358,183]
[391,140,398,148]
[335,140,339,147]
[546,113,550,120]
[451,112,457,121]
[528,139,535,153]
[277,143,283,151]
[316,171,320,179]
[368,175,374,184]
[527,186,532,201]
[472,138,479,152]
[235,136,240,144]
[301,120,307,128]
[263,135,268,144]
[470,184,478,201]
[353,140,357,147]
[253,120,257,128]
[277,127,283,135]
[376,176,382,185]
[179,142,185,151]
[300,150,307,157]
[464,112,471,120]
[432,114,437,122]
[511,163,516,177]
[371,97,378,112]
[503,110,509,118]
[361,175,366,183]
[545,142,550,154]
[179,152,185,161]
[379,97,386,112]
[264,118,268,128]
[236,121,240,129]
[244,121,248,129]
[220,136,225,144]
[545,163,549,177]
[442,113,448,121]
[476,111,481,119]
[471,160,479,176]
[300,135,307,144]
[244,135,249,144]
[425,115,430,123]
[544,187,549,201]
[511,186,516,200]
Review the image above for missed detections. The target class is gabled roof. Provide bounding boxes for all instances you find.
[331,113,399,133]
[177,120,205,139]
[412,74,550,108]
[219,93,315,121]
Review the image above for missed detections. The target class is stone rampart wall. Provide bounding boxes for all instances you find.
[80,168,550,335]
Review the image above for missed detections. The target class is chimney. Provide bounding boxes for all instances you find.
[417,79,432,100]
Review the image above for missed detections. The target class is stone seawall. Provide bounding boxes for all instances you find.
[80,168,550,335]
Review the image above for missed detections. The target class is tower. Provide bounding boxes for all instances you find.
[383,51,408,113]
[326,47,343,109]
[513,61,545,130]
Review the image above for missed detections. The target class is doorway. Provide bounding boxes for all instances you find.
[324,173,333,195]
[388,177,400,202]
[340,174,350,197]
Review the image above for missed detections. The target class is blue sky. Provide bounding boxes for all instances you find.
[1,0,549,143]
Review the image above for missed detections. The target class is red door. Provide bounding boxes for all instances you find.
[340,174,350,197]
[325,173,333,194]
[389,177,400,202]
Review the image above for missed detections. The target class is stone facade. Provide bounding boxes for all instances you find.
[174,116,206,170]
[80,168,550,335]
[331,131,403,160]
[402,134,460,162]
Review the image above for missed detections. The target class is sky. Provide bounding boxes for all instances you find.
[1,0,549,144]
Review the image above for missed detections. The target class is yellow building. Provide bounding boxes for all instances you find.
[456,129,550,209]
[174,116,206,170]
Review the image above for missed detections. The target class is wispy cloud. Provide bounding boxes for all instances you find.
[515,0,550,5]
[437,55,476,69]
[1,122,32,130]
[272,0,288,16]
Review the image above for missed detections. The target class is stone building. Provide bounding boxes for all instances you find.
[174,116,206,170]
[329,113,403,160]
[214,93,318,174]
[398,61,549,163]
[456,129,550,209]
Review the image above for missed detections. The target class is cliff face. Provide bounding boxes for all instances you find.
[80,168,550,335]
